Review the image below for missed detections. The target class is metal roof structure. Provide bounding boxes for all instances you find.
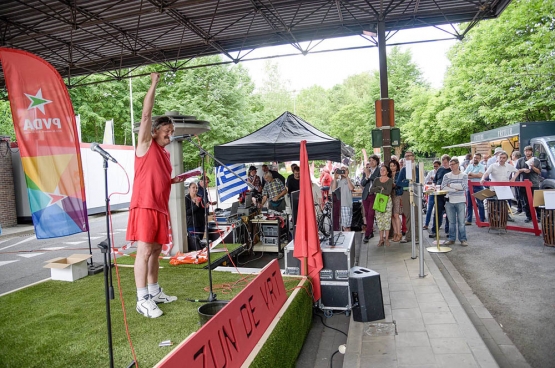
[0,0,512,87]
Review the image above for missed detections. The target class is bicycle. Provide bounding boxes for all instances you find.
[317,200,333,238]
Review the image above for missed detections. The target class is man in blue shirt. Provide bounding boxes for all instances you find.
[464,153,486,224]
[395,150,420,243]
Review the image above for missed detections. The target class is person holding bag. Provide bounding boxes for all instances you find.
[370,165,394,247]
[360,155,381,243]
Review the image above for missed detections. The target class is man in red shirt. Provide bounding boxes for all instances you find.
[126,73,186,318]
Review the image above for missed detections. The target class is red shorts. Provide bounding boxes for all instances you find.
[126,208,169,245]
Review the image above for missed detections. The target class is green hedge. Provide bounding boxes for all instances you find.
[250,280,313,368]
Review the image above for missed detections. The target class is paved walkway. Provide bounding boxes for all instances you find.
[343,233,525,368]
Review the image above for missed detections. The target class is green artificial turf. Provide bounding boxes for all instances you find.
[115,243,244,269]
[0,265,303,368]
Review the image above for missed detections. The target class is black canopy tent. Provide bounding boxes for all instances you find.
[214,112,354,165]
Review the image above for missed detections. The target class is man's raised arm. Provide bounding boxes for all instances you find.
[137,73,160,156]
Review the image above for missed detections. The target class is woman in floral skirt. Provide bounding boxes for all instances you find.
[370,165,393,247]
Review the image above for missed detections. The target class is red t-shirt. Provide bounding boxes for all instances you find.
[129,142,172,215]
[321,172,332,187]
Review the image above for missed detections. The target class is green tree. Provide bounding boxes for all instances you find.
[327,72,377,156]
[68,56,261,169]
[256,60,293,122]
[0,97,15,140]
[420,0,555,153]
[385,47,427,133]
[68,75,131,145]
[294,85,332,131]
[326,47,425,156]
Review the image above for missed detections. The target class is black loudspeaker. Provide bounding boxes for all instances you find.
[349,266,385,322]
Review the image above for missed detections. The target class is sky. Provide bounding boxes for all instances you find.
[239,26,459,92]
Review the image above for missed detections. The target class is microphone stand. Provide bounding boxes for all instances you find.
[102,157,115,298]
[99,157,115,368]
[91,146,135,367]
[86,229,104,275]
[98,239,114,368]
[200,147,216,302]
[182,136,256,303]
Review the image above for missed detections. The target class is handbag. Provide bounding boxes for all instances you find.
[373,192,389,213]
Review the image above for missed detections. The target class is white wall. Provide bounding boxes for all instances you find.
[12,143,135,218]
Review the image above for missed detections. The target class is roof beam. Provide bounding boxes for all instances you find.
[147,0,235,60]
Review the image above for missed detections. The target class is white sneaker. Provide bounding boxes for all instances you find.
[136,295,163,318]
[151,288,177,304]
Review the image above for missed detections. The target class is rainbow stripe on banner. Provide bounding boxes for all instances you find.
[216,164,248,201]
[0,48,88,238]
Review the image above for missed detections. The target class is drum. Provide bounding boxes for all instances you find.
[541,208,555,247]
[487,199,508,230]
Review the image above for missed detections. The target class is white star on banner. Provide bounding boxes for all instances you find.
[24,88,52,114]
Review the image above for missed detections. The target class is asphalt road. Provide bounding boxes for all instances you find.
[439,214,555,368]
[0,211,130,295]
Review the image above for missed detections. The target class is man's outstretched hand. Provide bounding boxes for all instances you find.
[151,72,160,85]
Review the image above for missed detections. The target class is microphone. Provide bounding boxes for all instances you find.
[169,134,191,142]
[91,142,118,163]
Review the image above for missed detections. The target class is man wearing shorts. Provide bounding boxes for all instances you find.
[126,73,185,318]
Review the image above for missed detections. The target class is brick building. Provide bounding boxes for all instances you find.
[0,137,17,229]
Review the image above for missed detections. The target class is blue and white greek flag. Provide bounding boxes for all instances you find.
[216,164,248,201]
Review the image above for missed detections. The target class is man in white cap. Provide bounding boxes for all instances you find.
[486,147,504,169]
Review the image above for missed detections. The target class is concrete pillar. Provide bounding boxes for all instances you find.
[166,140,188,254]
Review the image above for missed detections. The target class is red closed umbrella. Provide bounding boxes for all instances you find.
[293,140,323,301]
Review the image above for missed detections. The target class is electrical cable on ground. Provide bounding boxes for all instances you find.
[329,350,340,368]
[314,309,348,336]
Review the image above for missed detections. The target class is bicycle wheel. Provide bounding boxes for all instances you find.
[318,213,332,238]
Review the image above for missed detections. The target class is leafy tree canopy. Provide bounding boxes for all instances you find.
[407,0,555,155]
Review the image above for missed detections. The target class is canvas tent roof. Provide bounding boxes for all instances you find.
[214,112,354,165]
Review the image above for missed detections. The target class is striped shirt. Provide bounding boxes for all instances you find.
[441,172,468,204]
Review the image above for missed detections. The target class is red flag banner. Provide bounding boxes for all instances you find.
[293,140,323,301]
[0,48,88,238]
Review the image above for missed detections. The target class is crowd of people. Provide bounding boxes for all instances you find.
[182,146,542,253]
[182,144,542,253]
[350,147,541,248]
[354,152,420,247]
